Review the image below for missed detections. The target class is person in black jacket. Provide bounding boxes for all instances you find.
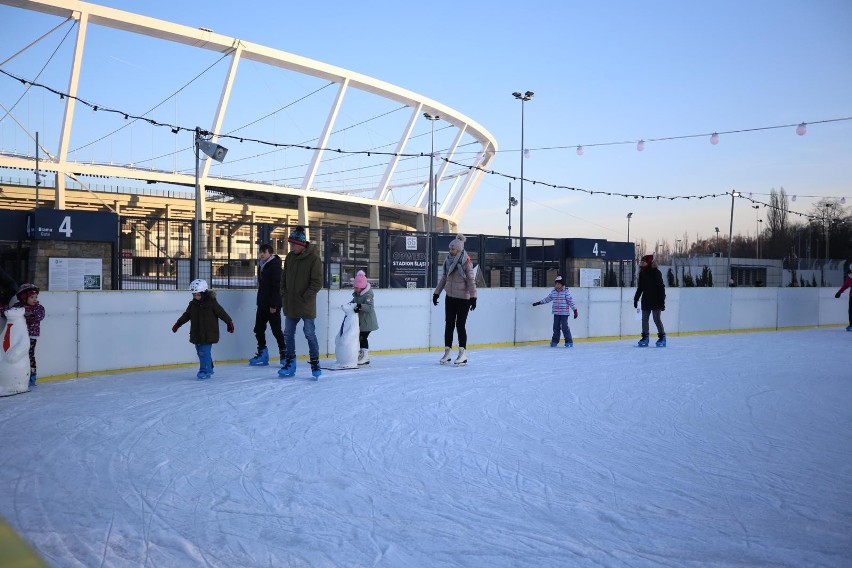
[249,243,287,366]
[633,254,667,347]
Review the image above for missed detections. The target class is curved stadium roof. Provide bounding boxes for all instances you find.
[0,0,497,231]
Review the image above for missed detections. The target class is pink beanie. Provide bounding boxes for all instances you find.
[353,270,368,288]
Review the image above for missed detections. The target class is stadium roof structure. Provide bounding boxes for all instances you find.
[0,0,497,230]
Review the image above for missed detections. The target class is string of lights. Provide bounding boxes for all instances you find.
[1,68,849,223]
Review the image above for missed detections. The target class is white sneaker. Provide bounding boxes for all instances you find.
[454,347,468,366]
[439,347,452,364]
[357,349,370,365]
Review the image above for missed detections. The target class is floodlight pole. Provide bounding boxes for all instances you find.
[424,113,440,289]
[512,90,534,287]
[192,127,228,282]
[727,190,739,286]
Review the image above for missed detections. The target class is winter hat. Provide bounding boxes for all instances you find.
[15,283,39,301]
[288,225,307,246]
[353,270,368,288]
[641,254,654,265]
[554,275,564,284]
[448,233,466,251]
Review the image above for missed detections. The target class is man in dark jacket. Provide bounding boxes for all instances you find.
[278,226,323,379]
[249,243,287,366]
[633,254,667,347]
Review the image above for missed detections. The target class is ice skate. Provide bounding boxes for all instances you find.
[278,357,296,377]
[249,347,269,366]
[638,334,650,347]
[357,349,370,366]
[655,334,667,348]
[310,358,322,380]
[454,347,468,366]
[565,342,573,348]
[439,347,452,365]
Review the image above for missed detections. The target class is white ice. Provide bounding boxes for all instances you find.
[1,329,851,567]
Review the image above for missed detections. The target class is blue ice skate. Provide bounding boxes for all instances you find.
[565,342,573,348]
[196,371,211,380]
[249,347,269,366]
[550,341,558,347]
[278,357,296,377]
[29,372,37,387]
[655,335,667,348]
[847,325,852,332]
[637,335,650,347]
[310,359,322,381]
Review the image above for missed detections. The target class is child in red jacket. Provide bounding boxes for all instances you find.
[0,283,45,386]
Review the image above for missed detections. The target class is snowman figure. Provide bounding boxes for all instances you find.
[333,302,360,369]
[0,306,32,396]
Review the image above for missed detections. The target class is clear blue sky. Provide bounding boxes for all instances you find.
[2,0,850,251]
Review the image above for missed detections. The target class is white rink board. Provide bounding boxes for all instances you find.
[15,287,847,379]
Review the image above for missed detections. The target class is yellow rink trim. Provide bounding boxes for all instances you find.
[0,517,49,568]
[34,324,846,382]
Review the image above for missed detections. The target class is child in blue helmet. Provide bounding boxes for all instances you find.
[171,279,234,379]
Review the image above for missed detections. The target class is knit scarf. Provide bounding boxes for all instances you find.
[443,250,469,277]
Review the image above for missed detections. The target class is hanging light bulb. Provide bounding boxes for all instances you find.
[791,195,797,202]
[840,197,846,205]
[576,145,584,156]
[636,140,645,152]
[710,132,719,145]
[523,148,531,159]
[796,123,807,136]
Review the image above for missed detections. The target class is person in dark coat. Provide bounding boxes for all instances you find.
[278,226,323,379]
[633,254,667,347]
[835,267,852,332]
[172,279,234,380]
[249,243,287,366]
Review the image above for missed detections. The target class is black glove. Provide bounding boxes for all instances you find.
[353,304,361,312]
[837,292,842,299]
[432,293,439,306]
[661,305,666,312]
[573,308,578,319]
[633,301,638,309]
[227,321,235,333]
[532,301,541,306]
[469,297,477,311]
[172,323,179,333]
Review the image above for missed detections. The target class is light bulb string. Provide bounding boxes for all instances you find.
[1,68,849,219]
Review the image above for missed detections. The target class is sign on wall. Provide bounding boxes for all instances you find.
[390,235,426,288]
[579,268,602,287]
[27,209,118,242]
[49,258,103,291]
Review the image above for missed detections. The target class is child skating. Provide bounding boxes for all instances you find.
[172,279,234,379]
[532,275,578,347]
[351,270,379,365]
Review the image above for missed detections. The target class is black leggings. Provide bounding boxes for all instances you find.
[444,297,471,349]
[254,307,286,352]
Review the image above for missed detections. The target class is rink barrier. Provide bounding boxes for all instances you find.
[18,287,846,380]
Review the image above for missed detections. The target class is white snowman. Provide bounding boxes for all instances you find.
[0,306,32,396]
[333,302,361,369]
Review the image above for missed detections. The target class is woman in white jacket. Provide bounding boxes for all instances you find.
[432,234,477,365]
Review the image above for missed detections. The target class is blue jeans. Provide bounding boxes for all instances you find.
[284,316,319,360]
[552,315,573,344]
[195,343,213,374]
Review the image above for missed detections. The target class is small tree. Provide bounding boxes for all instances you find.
[667,268,677,287]
[683,272,695,287]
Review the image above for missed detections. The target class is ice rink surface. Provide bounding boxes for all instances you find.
[1,328,851,567]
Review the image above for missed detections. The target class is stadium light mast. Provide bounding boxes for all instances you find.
[193,127,228,282]
[727,191,740,286]
[424,113,440,288]
[512,90,534,287]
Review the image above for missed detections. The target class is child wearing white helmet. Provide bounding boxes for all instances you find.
[171,279,234,380]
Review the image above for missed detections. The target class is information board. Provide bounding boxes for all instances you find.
[48,258,103,291]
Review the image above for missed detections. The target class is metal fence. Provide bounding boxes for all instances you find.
[117,217,571,291]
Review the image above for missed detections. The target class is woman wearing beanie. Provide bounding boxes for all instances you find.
[633,254,666,347]
[432,234,477,365]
